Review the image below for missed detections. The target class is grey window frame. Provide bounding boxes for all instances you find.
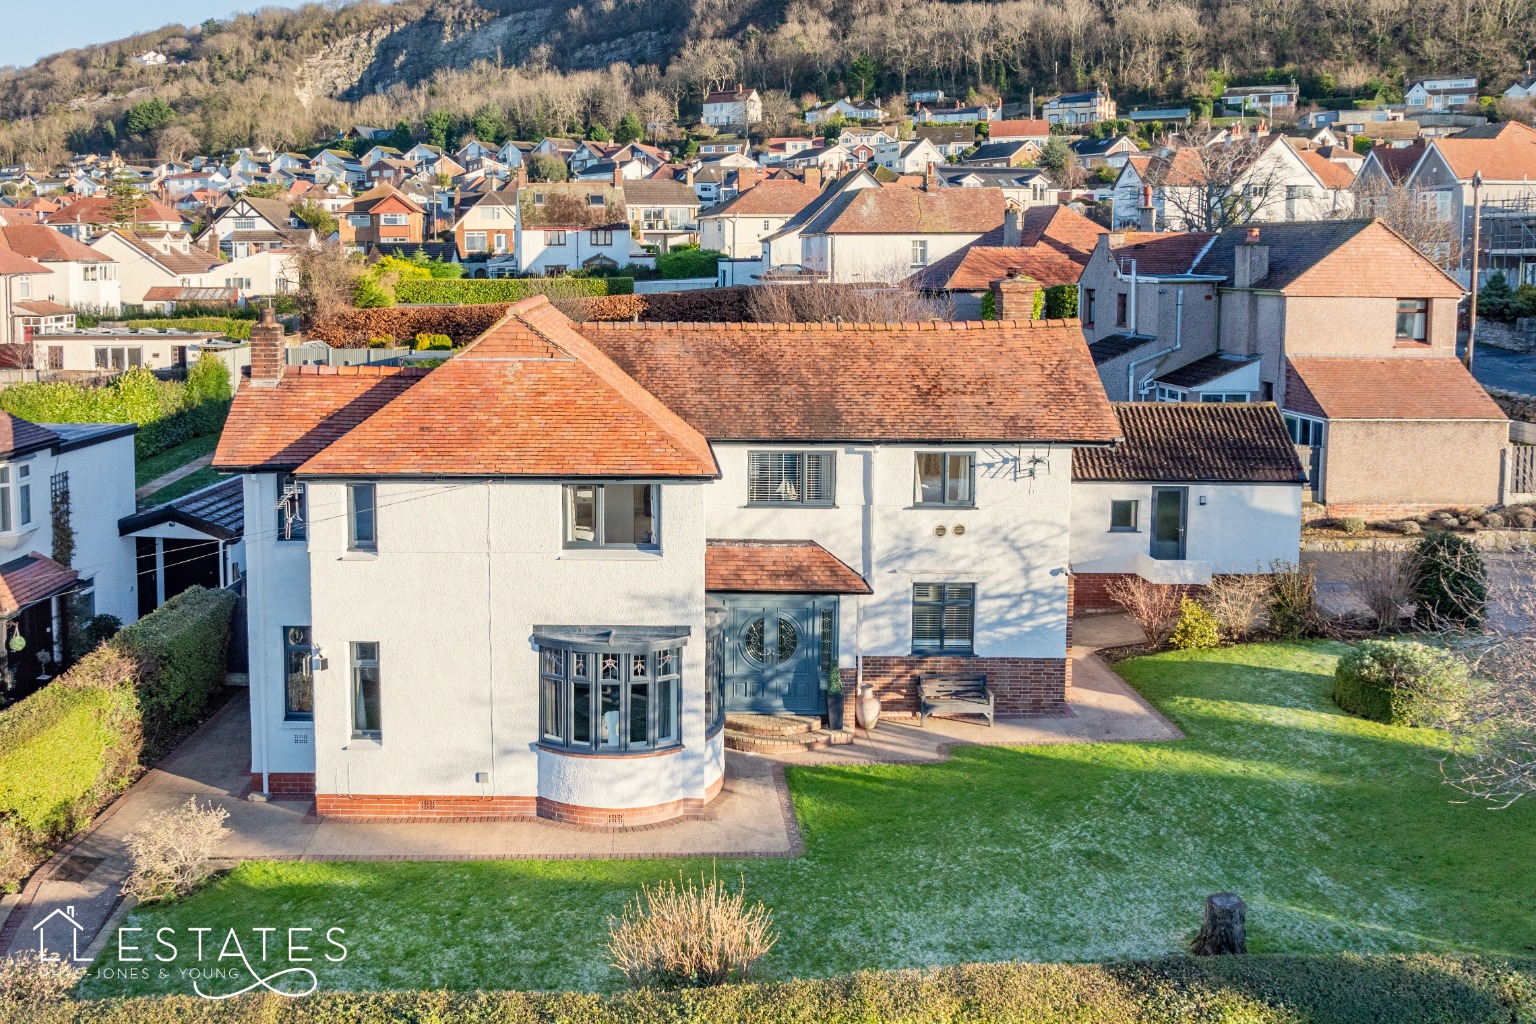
[913,452,975,508]
[283,626,314,720]
[746,451,836,506]
[276,474,307,541]
[911,583,976,655]
[351,641,381,738]
[348,482,377,551]
[536,638,684,755]
[1284,413,1325,448]
[562,482,661,549]
[1110,499,1139,532]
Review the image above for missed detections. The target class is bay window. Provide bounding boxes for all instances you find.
[535,629,686,753]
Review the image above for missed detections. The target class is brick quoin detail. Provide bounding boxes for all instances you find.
[856,656,1070,716]
[251,773,316,799]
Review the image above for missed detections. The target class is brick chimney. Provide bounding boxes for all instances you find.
[685,164,696,187]
[1232,226,1269,289]
[803,166,823,190]
[515,162,528,189]
[1107,230,1128,249]
[248,304,285,386]
[1137,184,1156,232]
[611,164,625,189]
[736,166,761,192]
[990,273,1041,320]
[1002,204,1025,247]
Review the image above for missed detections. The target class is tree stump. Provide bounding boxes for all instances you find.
[1189,892,1247,955]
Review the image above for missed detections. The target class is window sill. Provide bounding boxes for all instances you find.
[558,548,663,561]
[744,502,839,509]
[913,504,977,511]
[536,742,683,759]
[346,735,383,748]
[0,525,39,551]
[281,717,314,727]
[1108,528,1140,534]
[910,650,976,658]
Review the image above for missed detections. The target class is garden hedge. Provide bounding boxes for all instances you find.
[0,586,236,891]
[395,277,632,304]
[0,357,231,461]
[1331,639,1470,726]
[21,955,1536,1023]
[122,318,253,340]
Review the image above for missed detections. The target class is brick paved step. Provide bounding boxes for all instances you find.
[724,713,823,737]
[723,725,856,753]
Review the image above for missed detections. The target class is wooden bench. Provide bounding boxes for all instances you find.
[918,674,994,727]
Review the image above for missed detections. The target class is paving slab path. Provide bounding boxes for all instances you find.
[134,454,214,501]
[3,614,1172,961]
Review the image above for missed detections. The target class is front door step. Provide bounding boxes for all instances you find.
[723,714,854,753]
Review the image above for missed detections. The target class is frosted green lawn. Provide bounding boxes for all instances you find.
[83,642,1536,997]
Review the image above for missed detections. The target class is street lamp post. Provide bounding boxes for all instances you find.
[1465,170,1483,371]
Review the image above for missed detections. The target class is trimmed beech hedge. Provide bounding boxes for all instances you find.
[26,956,1536,1023]
[395,277,632,304]
[1331,639,1470,727]
[0,586,235,892]
[123,317,253,340]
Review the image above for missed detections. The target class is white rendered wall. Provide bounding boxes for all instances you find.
[704,444,1074,663]
[243,473,316,777]
[802,232,984,283]
[29,433,139,624]
[1069,480,1302,575]
[302,478,717,807]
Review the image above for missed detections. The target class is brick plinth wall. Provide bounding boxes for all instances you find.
[854,656,1070,716]
[251,773,316,799]
[1072,573,1209,615]
[316,774,724,825]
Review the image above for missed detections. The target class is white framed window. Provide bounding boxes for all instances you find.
[746,451,835,505]
[380,213,408,226]
[233,217,257,231]
[1199,392,1249,403]
[914,452,974,507]
[17,277,30,300]
[464,231,487,252]
[16,463,31,529]
[93,347,143,370]
[546,229,568,245]
[590,229,613,246]
[1154,385,1184,402]
[347,214,370,228]
[1284,413,1325,448]
[910,240,929,267]
[351,642,381,737]
[484,207,501,220]
[563,483,659,549]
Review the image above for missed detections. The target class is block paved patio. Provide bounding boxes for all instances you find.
[2,615,1169,962]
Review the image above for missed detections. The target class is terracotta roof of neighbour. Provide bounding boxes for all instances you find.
[213,365,430,472]
[0,225,109,262]
[989,119,1052,138]
[1296,150,1356,188]
[13,300,74,316]
[296,298,718,478]
[1191,220,1463,297]
[1018,204,1107,256]
[621,179,701,207]
[0,553,79,617]
[800,186,1004,235]
[0,250,51,276]
[703,180,824,217]
[1431,120,1536,180]
[910,230,1087,291]
[43,195,181,226]
[706,539,871,594]
[1285,357,1505,421]
[0,413,61,458]
[1074,402,1305,483]
[348,184,425,215]
[1107,231,1217,274]
[582,319,1120,444]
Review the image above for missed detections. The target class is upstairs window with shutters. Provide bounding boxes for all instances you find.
[746,451,835,506]
[911,583,975,655]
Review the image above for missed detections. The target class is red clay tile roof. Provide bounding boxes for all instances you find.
[706,539,871,594]
[802,186,1004,235]
[1108,231,1217,274]
[13,300,74,316]
[43,195,181,227]
[1431,121,1536,181]
[1073,402,1305,483]
[0,225,109,262]
[1017,205,1108,256]
[1191,220,1463,297]
[1286,356,1506,420]
[295,297,718,478]
[0,250,51,276]
[703,180,824,218]
[0,413,61,458]
[912,237,1086,291]
[1296,150,1356,189]
[0,553,79,616]
[989,119,1052,139]
[213,365,430,472]
[582,319,1121,444]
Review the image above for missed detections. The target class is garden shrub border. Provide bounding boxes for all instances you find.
[26,955,1536,1023]
[1331,638,1470,726]
[395,276,632,304]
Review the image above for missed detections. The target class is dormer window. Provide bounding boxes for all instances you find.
[532,192,545,206]
[589,195,606,207]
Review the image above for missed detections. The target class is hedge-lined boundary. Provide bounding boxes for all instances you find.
[0,586,236,892]
[123,318,253,340]
[396,276,632,304]
[0,357,231,461]
[30,955,1536,1022]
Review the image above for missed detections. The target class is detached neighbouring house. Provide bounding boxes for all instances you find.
[1405,76,1479,112]
[0,413,138,706]
[1077,219,1508,514]
[1043,85,1116,126]
[512,181,637,276]
[622,179,702,253]
[90,230,232,307]
[338,184,426,249]
[702,85,762,128]
[0,225,121,313]
[1070,402,1305,612]
[792,185,1005,282]
[698,179,824,258]
[451,191,518,259]
[198,197,314,258]
[214,301,1122,817]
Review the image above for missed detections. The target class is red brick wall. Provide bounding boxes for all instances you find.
[315,774,724,825]
[855,656,1070,716]
[251,773,315,799]
[1072,572,1274,615]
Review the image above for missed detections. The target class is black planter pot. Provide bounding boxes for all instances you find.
[826,695,845,731]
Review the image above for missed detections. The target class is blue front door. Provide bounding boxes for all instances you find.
[721,596,836,714]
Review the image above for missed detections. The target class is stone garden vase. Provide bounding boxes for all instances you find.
[856,682,882,730]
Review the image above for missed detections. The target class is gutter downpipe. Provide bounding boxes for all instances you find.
[1127,285,1183,401]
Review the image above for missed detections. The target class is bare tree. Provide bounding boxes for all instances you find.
[154,125,200,163]
[289,241,364,323]
[1439,550,1536,809]
[746,280,954,323]
[1347,171,1463,270]
[1342,546,1414,631]
[1153,128,1292,231]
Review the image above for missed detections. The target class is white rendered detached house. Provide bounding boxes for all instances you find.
[215,301,1121,821]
